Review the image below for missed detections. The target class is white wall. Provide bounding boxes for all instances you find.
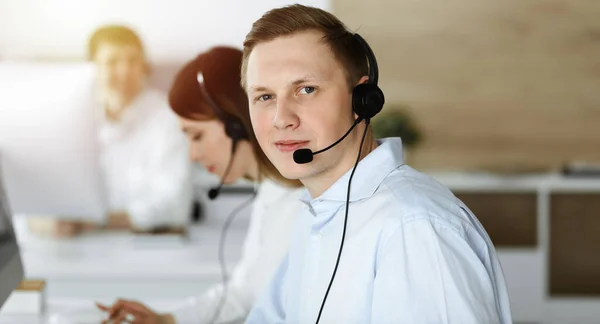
[0,0,330,62]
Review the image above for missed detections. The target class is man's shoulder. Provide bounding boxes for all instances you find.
[138,87,169,104]
[377,165,456,206]
[369,165,468,230]
[135,88,172,115]
[136,88,180,127]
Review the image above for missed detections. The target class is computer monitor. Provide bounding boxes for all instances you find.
[0,170,24,308]
[0,61,107,221]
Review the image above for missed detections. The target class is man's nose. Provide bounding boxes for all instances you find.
[273,98,300,130]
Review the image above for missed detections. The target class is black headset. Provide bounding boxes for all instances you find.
[196,72,249,201]
[196,72,249,142]
[292,33,386,165]
[351,33,385,122]
[195,73,259,324]
[313,33,385,324]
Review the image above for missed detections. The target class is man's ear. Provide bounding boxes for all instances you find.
[352,75,370,119]
[356,75,369,86]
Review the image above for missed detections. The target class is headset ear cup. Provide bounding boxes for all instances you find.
[225,119,249,142]
[352,84,385,120]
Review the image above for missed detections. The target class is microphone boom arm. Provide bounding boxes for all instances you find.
[312,117,363,156]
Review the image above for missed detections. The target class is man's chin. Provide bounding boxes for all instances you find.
[108,87,141,100]
[275,163,310,181]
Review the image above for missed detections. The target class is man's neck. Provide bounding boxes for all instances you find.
[103,91,139,122]
[244,150,261,182]
[304,135,377,199]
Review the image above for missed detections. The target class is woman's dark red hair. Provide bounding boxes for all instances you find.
[168,46,301,188]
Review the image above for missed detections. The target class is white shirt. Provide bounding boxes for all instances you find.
[246,137,513,324]
[97,88,193,230]
[172,178,304,324]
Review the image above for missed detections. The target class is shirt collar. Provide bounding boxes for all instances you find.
[97,89,150,143]
[300,137,405,205]
[97,88,149,128]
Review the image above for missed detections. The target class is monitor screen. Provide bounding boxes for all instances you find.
[0,172,23,308]
[0,171,15,241]
[0,61,107,221]
[0,189,12,242]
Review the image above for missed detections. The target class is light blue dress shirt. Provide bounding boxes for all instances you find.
[245,137,512,324]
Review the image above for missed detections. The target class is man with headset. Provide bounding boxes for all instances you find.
[241,4,513,324]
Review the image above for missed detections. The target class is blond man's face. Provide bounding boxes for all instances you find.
[245,30,359,182]
[94,42,147,100]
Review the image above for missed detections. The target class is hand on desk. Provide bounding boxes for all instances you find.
[26,212,132,238]
[26,217,85,237]
[96,300,175,324]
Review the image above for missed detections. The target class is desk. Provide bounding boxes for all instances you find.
[1,207,251,322]
[14,215,249,298]
[0,298,192,324]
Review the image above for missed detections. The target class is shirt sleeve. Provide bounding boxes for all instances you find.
[244,252,289,324]
[171,252,290,324]
[170,192,267,324]
[170,282,252,324]
[126,112,194,230]
[371,217,504,324]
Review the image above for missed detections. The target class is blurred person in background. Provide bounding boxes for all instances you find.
[27,24,194,236]
[96,46,304,324]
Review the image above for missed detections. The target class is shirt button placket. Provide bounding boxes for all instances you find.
[306,203,323,320]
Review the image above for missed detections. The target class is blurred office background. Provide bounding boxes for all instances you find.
[1,0,600,323]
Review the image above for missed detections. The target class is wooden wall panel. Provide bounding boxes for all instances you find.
[332,0,600,170]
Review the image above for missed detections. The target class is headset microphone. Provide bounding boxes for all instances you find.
[208,185,221,200]
[208,140,237,200]
[293,117,363,164]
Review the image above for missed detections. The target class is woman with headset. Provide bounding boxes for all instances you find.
[96,47,304,324]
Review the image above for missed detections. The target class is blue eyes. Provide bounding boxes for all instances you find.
[299,86,315,94]
[258,94,272,102]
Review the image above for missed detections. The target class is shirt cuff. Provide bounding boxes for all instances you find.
[127,201,154,231]
[170,297,202,324]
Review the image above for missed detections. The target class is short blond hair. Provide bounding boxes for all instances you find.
[241,4,368,90]
[87,24,145,61]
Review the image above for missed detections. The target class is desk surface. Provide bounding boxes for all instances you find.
[13,216,249,280]
[0,217,251,322]
[0,297,190,324]
[429,171,600,191]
